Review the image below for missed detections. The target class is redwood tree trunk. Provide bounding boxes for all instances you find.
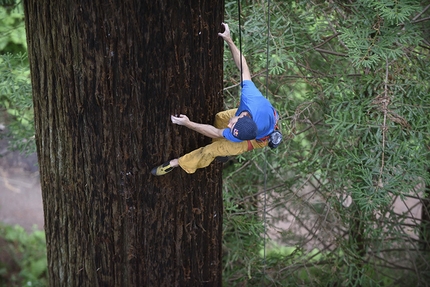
[23,0,224,286]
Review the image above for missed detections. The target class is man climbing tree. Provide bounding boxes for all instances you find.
[152,23,281,176]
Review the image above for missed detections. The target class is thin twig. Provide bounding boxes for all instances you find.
[411,16,430,24]
[377,58,390,188]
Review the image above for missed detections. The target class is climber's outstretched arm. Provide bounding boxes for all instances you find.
[171,115,224,139]
[218,23,251,81]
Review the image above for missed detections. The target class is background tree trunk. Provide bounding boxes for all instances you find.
[23,0,224,286]
[421,168,430,251]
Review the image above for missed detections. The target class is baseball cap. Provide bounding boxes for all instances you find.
[224,116,257,142]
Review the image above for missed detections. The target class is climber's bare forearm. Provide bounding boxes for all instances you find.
[185,121,224,138]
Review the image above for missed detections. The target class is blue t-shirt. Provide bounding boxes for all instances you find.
[223,80,276,142]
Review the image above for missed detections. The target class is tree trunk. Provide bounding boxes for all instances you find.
[23,0,224,286]
[421,168,430,251]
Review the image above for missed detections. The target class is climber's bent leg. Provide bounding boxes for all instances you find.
[178,139,247,174]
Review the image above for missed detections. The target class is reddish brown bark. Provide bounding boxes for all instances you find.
[24,0,224,286]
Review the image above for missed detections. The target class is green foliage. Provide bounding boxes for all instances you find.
[0,4,26,53]
[361,0,421,25]
[0,0,17,8]
[0,53,35,154]
[0,2,35,154]
[0,224,48,287]
[222,0,430,286]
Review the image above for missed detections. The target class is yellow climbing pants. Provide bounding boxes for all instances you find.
[178,109,268,174]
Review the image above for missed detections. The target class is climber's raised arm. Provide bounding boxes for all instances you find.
[218,23,251,81]
[170,114,223,139]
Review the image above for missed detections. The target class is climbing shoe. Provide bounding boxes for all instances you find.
[151,161,175,176]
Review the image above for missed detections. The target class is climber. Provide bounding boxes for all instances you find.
[151,22,280,176]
